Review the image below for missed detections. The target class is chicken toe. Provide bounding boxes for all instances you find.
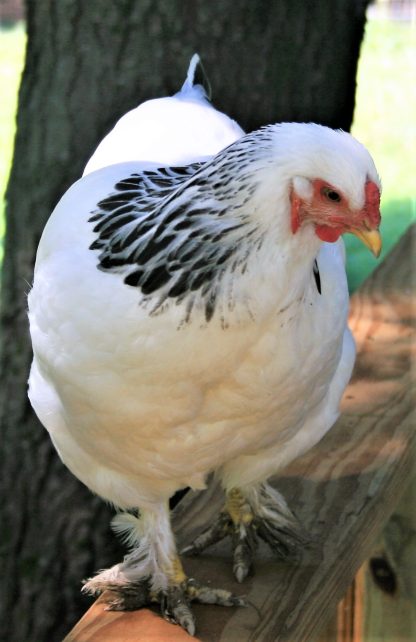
[183,483,309,582]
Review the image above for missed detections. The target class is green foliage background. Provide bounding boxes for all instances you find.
[347,17,415,290]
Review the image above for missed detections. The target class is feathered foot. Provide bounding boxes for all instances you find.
[182,483,309,583]
[83,554,245,637]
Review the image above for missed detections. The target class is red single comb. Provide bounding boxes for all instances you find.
[365,181,381,227]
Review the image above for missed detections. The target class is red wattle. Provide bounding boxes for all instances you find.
[315,225,342,243]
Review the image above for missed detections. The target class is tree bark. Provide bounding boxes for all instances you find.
[0,1,370,640]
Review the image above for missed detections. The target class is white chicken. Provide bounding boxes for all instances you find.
[28,55,381,635]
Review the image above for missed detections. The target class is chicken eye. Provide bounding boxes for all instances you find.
[322,187,341,203]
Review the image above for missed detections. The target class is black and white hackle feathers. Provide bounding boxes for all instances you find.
[88,162,247,322]
[87,129,298,323]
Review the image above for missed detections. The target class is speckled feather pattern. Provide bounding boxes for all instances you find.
[87,162,259,323]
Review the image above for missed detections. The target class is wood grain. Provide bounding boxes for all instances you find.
[318,471,416,642]
[360,474,416,641]
[64,224,415,641]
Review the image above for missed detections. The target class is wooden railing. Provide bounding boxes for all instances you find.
[64,225,415,642]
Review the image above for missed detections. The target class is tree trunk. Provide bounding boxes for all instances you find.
[0,1,370,640]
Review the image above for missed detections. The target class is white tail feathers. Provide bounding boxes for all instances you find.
[183,53,201,89]
[180,53,212,101]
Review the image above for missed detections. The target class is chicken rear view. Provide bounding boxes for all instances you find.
[28,55,381,636]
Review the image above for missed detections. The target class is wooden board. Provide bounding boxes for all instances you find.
[317,470,416,642]
[64,225,415,642]
[359,474,415,641]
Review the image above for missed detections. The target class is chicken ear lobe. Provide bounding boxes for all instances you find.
[290,191,302,234]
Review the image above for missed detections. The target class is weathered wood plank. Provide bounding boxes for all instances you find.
[314,579,362,642]
[64,224,415,641]
[318,471,416,642]
[359,474,416,641]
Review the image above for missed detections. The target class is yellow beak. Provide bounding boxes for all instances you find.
[350,228,382,258]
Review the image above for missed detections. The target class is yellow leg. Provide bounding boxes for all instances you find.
[182,482,308,584]
[167,555,187,585]
[225,488,254,526]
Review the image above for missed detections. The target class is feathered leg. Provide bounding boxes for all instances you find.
[182,482,308,582]
[82,503,244,635]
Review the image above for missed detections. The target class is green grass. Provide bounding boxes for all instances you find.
[0,22,26,260]
[0,18,414,289]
